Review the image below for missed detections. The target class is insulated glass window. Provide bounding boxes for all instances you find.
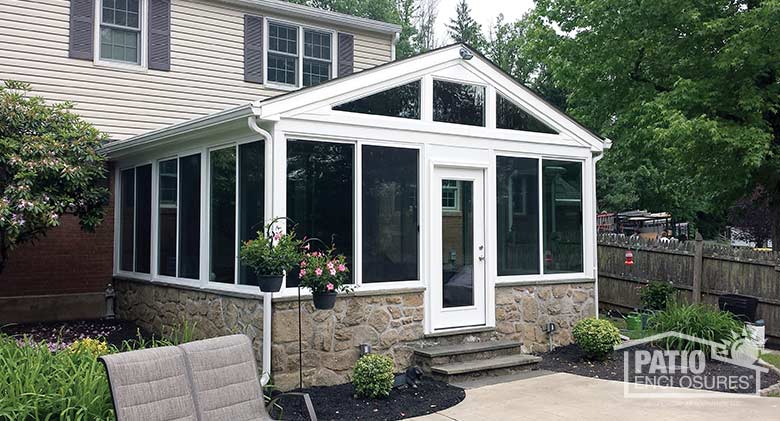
[543,160,583,274]
[267,22,298,85]
[209,148,236,284]
[100,0,141,64]
[333,81,421,119]
[496,157,539,276]
[287,140,354,287]
[303,30,331,87]
[497,94,558,134]
[119,168,135,272]
[238,141,265,285]
[134,164,152,274]
[362,146,419,283]
[157,159,178,277]
[178,154,201,279]
[433,80,485,127]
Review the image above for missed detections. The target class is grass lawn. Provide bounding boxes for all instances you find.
[761,352,780,370]
[606,317,655,340]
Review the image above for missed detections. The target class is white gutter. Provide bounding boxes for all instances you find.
[592,138,611,318]
[247,116,274,386]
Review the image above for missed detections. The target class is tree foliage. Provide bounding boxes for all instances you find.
[446,0,485,49]
[0,80,108,273]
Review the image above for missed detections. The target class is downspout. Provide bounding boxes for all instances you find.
[248,116,273,386]
[592,138,612,319]
[391,32,400,61]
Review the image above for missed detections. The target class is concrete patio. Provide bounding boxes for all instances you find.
[412,372,780,420]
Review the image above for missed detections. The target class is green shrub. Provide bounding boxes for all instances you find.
[572,318,622,360]
[352,353,395,399]
[639,281,677,311]
[648,303,744,353]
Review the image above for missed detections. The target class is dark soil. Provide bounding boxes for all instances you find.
[1,318,150,349]
[271,378,465,421]
[537,343,780,394]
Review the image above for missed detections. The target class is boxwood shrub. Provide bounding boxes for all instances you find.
[572,317,622,360]
[352,353,395,399]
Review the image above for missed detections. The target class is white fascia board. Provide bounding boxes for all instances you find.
[218,0,401,35]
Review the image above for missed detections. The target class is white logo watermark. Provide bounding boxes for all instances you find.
[616,331,769,398]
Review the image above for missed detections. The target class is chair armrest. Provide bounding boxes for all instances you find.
[267,392,318,421]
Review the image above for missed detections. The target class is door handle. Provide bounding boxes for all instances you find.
[478,255,485,262]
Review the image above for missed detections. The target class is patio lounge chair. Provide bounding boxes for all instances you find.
[100,334,317,421]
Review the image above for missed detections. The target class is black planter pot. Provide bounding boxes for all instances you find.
[312,291,337,310]
[249,275,284,292]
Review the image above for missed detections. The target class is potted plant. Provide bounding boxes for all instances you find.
[298,245,352,309]
[240,219,303,292]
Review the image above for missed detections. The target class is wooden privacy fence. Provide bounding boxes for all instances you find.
[598,233,780,341]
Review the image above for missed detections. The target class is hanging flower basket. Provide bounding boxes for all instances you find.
[312,291,337,310]
[239,217,303,293]
[256,275,284,292]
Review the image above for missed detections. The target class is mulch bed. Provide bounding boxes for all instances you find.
[272,378,465,421]
[537,343,780,394]
[1,318,150,350]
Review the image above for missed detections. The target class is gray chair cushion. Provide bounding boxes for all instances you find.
[178,334,270,421]
[100,346,198,421]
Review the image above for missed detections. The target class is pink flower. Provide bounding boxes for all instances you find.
[326,283,334,291]
[329,268,337,276]
[273,231,282,241]
[304,242,311,250]
[299,269,306,277]
[315,268,323,277]
[300,260,307,267]
[338,264,346,272]
[326,261,334,270]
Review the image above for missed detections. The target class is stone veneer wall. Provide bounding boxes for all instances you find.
[271,289,425,390]
[114,278,264,361]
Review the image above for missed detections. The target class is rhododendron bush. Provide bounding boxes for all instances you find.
[0,80,108,273]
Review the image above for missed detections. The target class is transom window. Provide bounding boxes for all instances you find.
[433,80,486,127]
[266,21,334,88]
[100,0,141,64]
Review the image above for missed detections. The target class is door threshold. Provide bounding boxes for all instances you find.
[424,325,494,338]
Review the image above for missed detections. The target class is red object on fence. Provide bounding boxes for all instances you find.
[625,250,634,266]
[544,250,553,264]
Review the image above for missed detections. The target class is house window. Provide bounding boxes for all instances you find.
[157,154,201,279]
[433,80,485,127]
[441,180,460,211]
[333,81,421,119]
[496,94,558,134]
[119,164,152,274]
[208,141,265,285]
[496,157,539,276]
[362,146,419,283]
[100,0,141,64]
[266,21,334,88]
[543,160,583,274]
[286,140,354,287]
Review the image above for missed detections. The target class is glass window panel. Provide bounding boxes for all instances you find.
[268,22,297,54]
[267,53,297,85]
[178,154,201,279]
[497,94,558,134]
[119,168,135,272]
[103,7,115,24]
[286,140,353,287]
[543,160,583,273]
[158,159,178,277]
[303,59,330,87]
[496,157,539,276]
[442,180,473,307]
[238,141,265,285]
[433,80,485,127]
[209,147,236,284]
[442,180,459,210]
[333,81,421,119]
[304,30,330,60]
[362,146,418,283]
[115,9,126,26]
[135,164,152,274]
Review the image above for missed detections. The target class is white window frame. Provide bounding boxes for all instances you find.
[116,163,153,279]
[441,179,460,212]
[264,17,337,90]
[94,0,149,71]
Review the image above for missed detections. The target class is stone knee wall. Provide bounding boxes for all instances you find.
[271,290,425,390]
[114,278,264,361]
[495,282,595,353]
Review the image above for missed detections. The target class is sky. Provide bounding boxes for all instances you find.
[434,0,535,45]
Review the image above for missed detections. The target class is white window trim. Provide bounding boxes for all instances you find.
[263,17,338,90]
[94,0,149,72]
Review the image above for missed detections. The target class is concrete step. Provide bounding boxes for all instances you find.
[413,340,524,368]
[429,354,542,383]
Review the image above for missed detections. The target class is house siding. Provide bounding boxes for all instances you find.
[0,0,395,141]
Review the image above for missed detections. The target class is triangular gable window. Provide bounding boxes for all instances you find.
[333,81,421,119]
[496,93,558,134]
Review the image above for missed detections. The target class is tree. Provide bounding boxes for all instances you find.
[728,185,774,248]
[446,0,485,49]
[530,0,780,245]
[395,0,419,59]
[0,80,109,273]
[414,0,439,53]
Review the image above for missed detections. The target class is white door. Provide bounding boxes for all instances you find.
[431,166,487,331]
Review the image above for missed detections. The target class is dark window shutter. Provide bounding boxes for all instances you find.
[338,32,354,77]
[69,0,94,60]
[148,0,171,71]
[244,15,264,83]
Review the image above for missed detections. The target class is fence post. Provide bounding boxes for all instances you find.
[692,231,703,304]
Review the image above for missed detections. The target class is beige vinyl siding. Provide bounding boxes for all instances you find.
[0,0,394,140]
